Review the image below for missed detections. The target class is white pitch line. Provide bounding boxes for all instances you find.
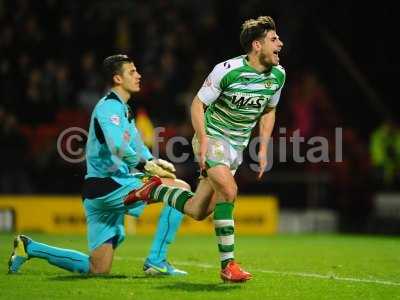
[255,270,400,287]
[116,256,400,287]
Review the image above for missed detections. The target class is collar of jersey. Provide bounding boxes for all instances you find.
[243,55,272,76]
[105,90,123,103]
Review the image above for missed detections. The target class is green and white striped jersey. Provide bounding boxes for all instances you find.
[197,55,285,150]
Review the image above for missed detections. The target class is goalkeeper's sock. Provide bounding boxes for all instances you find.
[150,185,193,213]
[26,240,90,274]
[213,202,235,269]
[147,205,184,264]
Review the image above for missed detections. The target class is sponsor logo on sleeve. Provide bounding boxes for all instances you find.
[203,77,212,87]
[110,115,120,126]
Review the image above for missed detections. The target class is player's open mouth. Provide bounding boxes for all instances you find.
[273,50,280,61]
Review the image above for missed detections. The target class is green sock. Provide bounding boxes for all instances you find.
[150,185,193,213]
[213,202,235,269]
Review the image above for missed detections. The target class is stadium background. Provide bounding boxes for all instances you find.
[0,0,399,235]
[1,1,400,299]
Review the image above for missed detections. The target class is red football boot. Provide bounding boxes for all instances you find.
[220,261,252,283]
[124,176,162,206]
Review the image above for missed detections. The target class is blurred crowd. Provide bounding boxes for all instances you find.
[0,0,398,223]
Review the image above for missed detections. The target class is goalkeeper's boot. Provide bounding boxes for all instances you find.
[8,235,31,273]
[143,259,187,276]
[220,260,252,283]
[124,176,162,206]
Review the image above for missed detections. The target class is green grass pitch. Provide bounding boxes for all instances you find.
[1,233,399,299]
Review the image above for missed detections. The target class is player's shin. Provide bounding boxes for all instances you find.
[150,185,194,213]
[213,202,235,268]
[26,240,90,274]
[147,205,184,265]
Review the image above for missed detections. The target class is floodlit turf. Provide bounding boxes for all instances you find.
[0,233,399,299]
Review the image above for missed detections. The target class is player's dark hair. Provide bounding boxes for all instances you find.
[240,16,276,53]
[102,54,133,85]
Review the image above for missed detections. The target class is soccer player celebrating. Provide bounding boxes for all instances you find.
[191,15,284,281]
[8,55,188,276]
[124,16,285,283]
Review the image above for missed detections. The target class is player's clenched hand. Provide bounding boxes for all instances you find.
[257,149,267,180]
[145,159,176,179]
[198,136,208,170]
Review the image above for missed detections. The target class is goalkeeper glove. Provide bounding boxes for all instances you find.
[144,159,176,179]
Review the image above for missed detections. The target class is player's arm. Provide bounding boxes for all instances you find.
[258,107,276,179]
[192,62,226,169]
[257,77,285,179]
[96,101,139,167]
[129,121,153,161]
[191,96,208,170]
[191,96,207,139]
[130,121,176,178]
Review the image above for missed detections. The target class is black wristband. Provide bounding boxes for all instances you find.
[135,161,146,172]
